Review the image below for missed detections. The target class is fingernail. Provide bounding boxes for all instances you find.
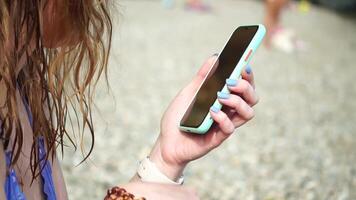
[217,91,230,99]
[226,78,238,87]
[212,53,219,56]
[245,65,252,74]
[210,106,220,113]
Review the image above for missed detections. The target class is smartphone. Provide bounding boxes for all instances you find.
[179,24,266,134]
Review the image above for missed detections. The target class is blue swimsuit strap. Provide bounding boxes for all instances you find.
[1,118,26,200]
[38,137,57,200]
[5,152,27,200]
[2,93,57,200]
[22,94,57,200]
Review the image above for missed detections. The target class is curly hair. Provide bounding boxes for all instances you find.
[0,0,112,178]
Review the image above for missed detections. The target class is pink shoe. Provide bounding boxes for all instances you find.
[270,27,306,53]
[185,1,211,12]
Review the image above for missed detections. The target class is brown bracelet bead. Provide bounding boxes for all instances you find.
[104,186,146,200]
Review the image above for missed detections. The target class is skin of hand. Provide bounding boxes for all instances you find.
[121,181,199,200]
[149,55,259,180]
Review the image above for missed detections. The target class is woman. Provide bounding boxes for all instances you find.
[0,0,258,199]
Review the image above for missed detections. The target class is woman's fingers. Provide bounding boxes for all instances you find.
[208,99,253,148]
[200,64,258,149]
[208,107,235,148]
[231,114,248,127]
[241,64,255,89]
[217,92,255,121]
[226,78,259,106]
[209,107,235,135]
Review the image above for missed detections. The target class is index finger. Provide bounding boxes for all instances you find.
[241,64,255,89]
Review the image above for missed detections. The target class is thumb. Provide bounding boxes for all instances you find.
[169,54,219,117]
[181,54,218,96]
[195,54,219,82]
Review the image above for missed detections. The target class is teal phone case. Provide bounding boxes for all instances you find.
[179,24,266,134]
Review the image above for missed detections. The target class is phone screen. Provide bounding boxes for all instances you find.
[180,26,258,128]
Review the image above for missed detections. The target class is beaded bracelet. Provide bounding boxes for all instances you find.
[104,186,146,200]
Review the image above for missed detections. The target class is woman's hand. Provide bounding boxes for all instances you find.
[150,55,259,180]
[121,181,199,200]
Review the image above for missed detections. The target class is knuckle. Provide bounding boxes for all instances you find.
[250,98,258,107]
[246,108,255,120]
[209,136,222,149]
[234,96,243,110]
[223,118,234,132]
[240,79,249,91]
[253,94,260,105]
[228,122,235,133]
[211,140,221,149]
[215,113,223,123]
[221,112,229,122]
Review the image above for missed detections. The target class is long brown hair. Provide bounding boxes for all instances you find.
[0,0,112,178]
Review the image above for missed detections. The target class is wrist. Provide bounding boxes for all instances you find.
[149,140,187,182]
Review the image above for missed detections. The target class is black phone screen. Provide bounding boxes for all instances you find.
[180,26,258,128]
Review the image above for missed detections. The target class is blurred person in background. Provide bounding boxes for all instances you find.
[264,0,303,53]
[163,0,211,11]
[185,0,211,11]
[0,0,257,199]
[264,0,356,52]
[264,0,290,37]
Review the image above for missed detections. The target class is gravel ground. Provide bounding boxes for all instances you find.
[61,1,356,199]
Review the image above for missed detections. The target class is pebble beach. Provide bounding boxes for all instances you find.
[61,1,356,199]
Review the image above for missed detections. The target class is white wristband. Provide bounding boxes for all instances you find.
[137,157,184,185]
